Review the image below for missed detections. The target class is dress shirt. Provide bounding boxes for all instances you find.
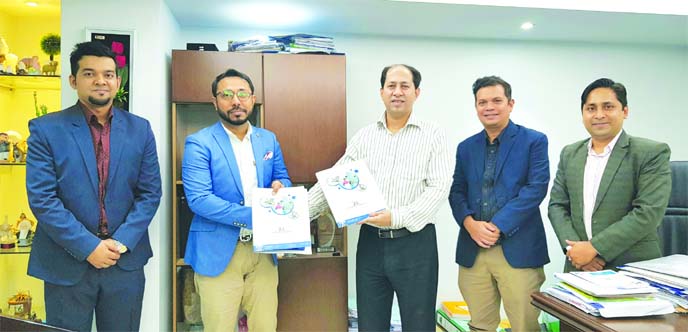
[223,124,257,238]
[309,111,453,232]
[583,130,622,239]
[82,105,112,237]
[480,134,500,222]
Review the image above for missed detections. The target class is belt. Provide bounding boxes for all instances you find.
[239,233,252,242]
[377,227,411,239]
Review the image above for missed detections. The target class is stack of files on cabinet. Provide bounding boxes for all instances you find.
[228,38,284,52]
[544,270,675,318]
[270,34,336,53]
[618,254,688,309]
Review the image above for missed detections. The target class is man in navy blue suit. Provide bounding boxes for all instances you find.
[449,76,549,332]
[26,41,161,331]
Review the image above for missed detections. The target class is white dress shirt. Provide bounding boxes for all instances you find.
[223,124,257,239]
[583,130,622,239]
[309,111,453,232]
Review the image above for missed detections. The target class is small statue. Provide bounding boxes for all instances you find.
[12,213,36,246]
[0,132,9,160]
[19,56,40,74]
[12,141,26,162]
[41,60,58,75]
[16,61,27,75]
[7,291,32,319]
[0,215,16,249]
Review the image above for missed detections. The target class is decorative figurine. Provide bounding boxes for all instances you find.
[0,216,16,249]
[0,132,9,160]
[7,291,32,319]
[12,213,36,247]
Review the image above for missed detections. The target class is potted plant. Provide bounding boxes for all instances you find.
[40,33,60,61]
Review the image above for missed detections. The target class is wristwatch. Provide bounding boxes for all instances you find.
[113,240,128,254]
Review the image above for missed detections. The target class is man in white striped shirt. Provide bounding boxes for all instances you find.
[309,64,453,331]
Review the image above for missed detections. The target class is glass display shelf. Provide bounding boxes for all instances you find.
[0,74,60,90]
[0,245,31,255]
[0,161,26,166]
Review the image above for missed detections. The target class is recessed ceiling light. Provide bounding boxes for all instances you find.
[228,3,312,27]
[521,22,535,30]
[25,1,38,6]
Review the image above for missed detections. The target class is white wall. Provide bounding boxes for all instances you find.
[61,0,178,331]
[58,2,688,328]
[176,28,688,307]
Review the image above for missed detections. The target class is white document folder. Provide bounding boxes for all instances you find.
[252,187,312,254]
[315,160,387,227]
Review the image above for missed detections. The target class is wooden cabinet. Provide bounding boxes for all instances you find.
[171,50,348,332]
[263,54,346,183]
[171,50,264,103]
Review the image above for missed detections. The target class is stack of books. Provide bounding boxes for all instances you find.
[435,301,513,332]
[270,34,337,53]
[228,38,284,52]
[544,270,675,318]
[618,254,688,310]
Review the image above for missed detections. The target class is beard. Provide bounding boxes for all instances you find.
[88,96,111,107]
[218,106,252,126]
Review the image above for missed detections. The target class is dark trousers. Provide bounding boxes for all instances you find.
[45,265,145,332]
[356,224,438,332]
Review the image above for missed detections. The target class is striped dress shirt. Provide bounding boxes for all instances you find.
[309,111,453,232]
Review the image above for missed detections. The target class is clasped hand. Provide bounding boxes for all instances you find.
[565,240,606,271]
[86,239,121,269]
[464,216,500,248]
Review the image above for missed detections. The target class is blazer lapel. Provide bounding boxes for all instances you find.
[472,134,486,178]
[107,109,125,190]
[593,131,629,214]
[212,123,244,197]
[570,142,588,218]
[494,122,517,180]
[251,130,265,188]
[68,106,99,197]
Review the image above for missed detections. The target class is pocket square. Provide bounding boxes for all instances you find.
[263,151,273,160]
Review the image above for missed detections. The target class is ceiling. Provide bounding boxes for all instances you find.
[164,0,688,46]
[0,0,60,17]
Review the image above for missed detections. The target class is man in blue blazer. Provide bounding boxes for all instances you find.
[182,68,291,332]
[449,76,549,332]
[26,42,161,331]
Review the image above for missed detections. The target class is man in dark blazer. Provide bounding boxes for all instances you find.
[449,76,550,332]
[25,41,161,331]
[549,78,671,272]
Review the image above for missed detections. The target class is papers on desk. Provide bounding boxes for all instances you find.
[618,255,688,309]
[554,270,656,297]
[315,160,387,227]
[622,254,688,279]
[544,282,675,318]
[252,187,311,255]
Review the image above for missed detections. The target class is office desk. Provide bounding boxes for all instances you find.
[0,315,73,332]
[531,292,688,332]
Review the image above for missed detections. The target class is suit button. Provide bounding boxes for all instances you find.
[240,200,244,205]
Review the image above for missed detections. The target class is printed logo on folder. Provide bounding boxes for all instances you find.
[316,160,387,227]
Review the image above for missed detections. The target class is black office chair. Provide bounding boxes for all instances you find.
[658,161,688,255]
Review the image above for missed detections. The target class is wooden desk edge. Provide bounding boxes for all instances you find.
[531,292,615,332]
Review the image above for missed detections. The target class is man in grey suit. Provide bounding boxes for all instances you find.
[549,78,671,272]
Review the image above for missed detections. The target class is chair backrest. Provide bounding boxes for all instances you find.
[658,161,688,255]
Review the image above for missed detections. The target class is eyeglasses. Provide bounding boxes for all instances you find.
[216,89,252,101]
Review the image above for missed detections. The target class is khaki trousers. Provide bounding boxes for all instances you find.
[458,245,545,332]
[195,241,278,332]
